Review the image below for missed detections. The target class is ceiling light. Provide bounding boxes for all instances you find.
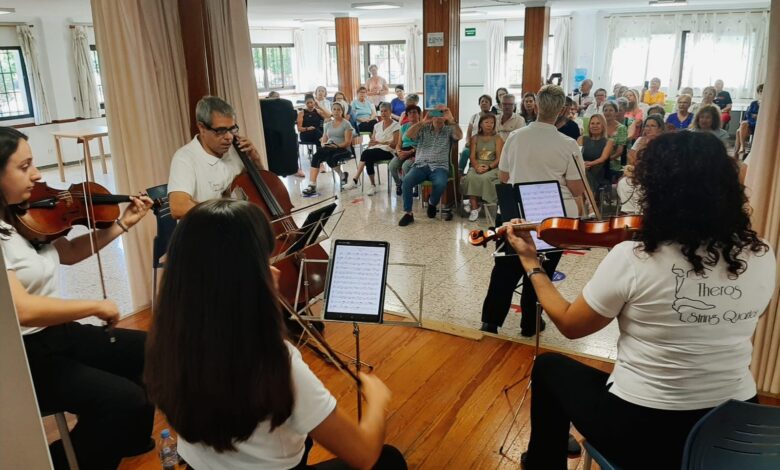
[0,8,15,15]
[649,0,688,6]
[351,2,401,10]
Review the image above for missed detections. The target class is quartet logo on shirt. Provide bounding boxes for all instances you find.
[670,264,757,326]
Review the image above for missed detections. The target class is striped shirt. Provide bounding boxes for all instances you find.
[413,124,454,171]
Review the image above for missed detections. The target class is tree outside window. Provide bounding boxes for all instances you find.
[252,44,295,92]
[0,47,34,120]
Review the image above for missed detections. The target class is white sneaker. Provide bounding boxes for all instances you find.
[367,185,377,196]
[469,208,480,222]
[342,179,358,190]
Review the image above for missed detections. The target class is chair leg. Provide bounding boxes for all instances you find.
[55,413,80,470]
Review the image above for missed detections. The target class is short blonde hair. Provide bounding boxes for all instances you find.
[587,113,608,139]
[537,85,566,121]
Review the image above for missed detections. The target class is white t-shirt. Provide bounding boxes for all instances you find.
[496,113,526,141]
[499,121,583,216]
[583,241,776,410]
[316,99,332,114]
[168,137,245,203]
[616,176,641,214]
[369,120,400,155]
[178,342,337,470]
[0,221,59,335]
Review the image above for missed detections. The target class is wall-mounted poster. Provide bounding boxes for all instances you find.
[423,73,447,110]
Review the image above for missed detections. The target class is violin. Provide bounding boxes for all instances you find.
[469,215,643,250]
[16,181,160,244]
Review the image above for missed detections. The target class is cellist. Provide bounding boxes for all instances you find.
[168,96,264,219]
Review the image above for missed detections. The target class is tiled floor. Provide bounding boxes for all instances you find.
[39,153,619,360]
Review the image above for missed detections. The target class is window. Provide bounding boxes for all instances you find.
[251,44,295,91]
[609,33,675,92]
[679,29,759,97]
[89,45,105,110]
[326,44,339,87]
[326,41,407,89]
[505,36,556,88]
[0,47,33,120]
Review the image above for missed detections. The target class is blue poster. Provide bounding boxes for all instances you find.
[573,68,588,90]
[423,73,447,110]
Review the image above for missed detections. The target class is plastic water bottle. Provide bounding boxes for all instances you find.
[159,429,178,470]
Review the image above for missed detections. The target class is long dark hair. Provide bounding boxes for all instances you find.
[144,199,293,452]
[0,127,29,236]
[634,132,767,276]
[519,92,537,121]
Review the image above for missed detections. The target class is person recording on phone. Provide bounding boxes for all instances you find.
[145,199,407,470]
[168,96,264,219]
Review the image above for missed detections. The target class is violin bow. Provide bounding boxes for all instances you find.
[571,152,602,220]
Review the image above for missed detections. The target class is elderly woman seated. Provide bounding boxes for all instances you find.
[666,94,693,130]
[462,113,504,221]
[691,105,729,142]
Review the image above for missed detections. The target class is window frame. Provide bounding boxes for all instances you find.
[251,43,295,92]
[327,40,406,89]
[505,36,524,88]
[0,46,34,121]
[89,44,105,111]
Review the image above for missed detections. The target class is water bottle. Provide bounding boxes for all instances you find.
[159,429,178,470]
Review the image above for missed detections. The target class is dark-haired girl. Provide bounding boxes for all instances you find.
[508,131,775,470]
[145,199,406,470]
[0,127,155,468]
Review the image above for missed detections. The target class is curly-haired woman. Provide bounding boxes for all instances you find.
[507,131,775,470]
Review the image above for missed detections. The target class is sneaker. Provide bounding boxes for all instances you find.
[342,178,358,190]
[367,185,377,196]
[520,319,547,338]
[427,203,437,219]
[341,171,349,185]
[398,213,414,226]
[301,185,317,197]
[469,208,480,221]
[395,183,402,196]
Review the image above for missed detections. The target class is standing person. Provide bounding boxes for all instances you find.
[666,94,693,130]
[351,86,378,134]
[313,86,332,119]
[641,77,666,106]
[302,102,354,196]
[713,79,733,129]
[145,199,407,470]
[297,94,326,149]
[479,85,586,336]
[390,85,406,120]
[344,102,400,195]
[691,105,730,143]
[577,114,614,195]
[459,95,494,173]
[491,87,509,114]
[389,105,421,196]
[0,127,156,469]
[520,92,538,124]
[364,64,389,107]
[496,94,526,141]
[462,113,504,221]
[583,88,608,117]
[512,131,774,470]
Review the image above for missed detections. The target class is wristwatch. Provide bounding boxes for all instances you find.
[526,267,546,279]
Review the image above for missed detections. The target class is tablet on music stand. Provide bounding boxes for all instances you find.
[288,203,337,254]
[323,240,390,323]
[515,181,567,252]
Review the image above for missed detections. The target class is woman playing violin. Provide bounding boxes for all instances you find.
[0,127,155,468]
[509,131,775,470]
[145,199,406,470]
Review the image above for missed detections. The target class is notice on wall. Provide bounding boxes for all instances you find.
[427,32,444,47]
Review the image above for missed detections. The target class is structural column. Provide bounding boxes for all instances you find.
[522,1,551,94]
[178,0,214,136]
[335,16,361,101]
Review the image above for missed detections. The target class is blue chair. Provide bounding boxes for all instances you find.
[582,440,621,470]
[681,399,780,470]
[145,184,176,311]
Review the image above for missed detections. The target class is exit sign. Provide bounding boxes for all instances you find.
[465,27,476,37]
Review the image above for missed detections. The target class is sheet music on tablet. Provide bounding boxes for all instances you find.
[326,244,387,319]
[518,181,567,252]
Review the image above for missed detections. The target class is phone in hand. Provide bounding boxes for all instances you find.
[644,80,649,90]
[429,110,444,118]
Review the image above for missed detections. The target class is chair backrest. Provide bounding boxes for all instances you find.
[681,399,780,470]
[145,184,177,268]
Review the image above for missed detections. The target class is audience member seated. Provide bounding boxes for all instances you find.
[578,113,614,194]
[575,78,594,113]
[713,79,733,128]
[556,97,581,140]
[491,87,509,114]
[584,88,608,117]
[390,85,406,120]
[646,105,666,120]
[314,86,332,119]
[351,86,378,133]
[390,105,421,196]
[332,91,351,120]
[520,92,538,124]
[267,90,280,99]
[623,89,644,139]
[145,200,407,470]
[628,114,665,165]
[608,83,627,101]
[297,94,326,150]
[496,94,526,141]
[398,93,420,124]
[397,106,463,226]
[462,113,504,221]
[365,64,389,107]
[459,94,494,173]
[735,83,763,157]
[344,102,400,195]
[675,87,696,112]
[699,86,717,114]
[603,101,627,182]
[666,94,693,130]
[302,102,353,196]
[616,164,640,214]
[691,104,729,142]
[641,77,666,106]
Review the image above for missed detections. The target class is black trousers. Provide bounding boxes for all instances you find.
[481,248,562,332]
[311,146,351,168]
[524,352,759,470]
[361,148,394,175]
[300,130,323,148]
[23,323,154,470]
[357,120,377,134]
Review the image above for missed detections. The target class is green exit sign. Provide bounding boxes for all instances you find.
[465,27,476,37]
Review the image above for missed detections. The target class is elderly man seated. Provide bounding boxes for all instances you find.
[398,106,463,226]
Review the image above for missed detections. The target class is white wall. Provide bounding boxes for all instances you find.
[249,27,294,44]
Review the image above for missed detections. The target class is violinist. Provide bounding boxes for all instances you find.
[145,199,407,470]
[168,96,264,219]
[510,131,775,470]
[480,85,586,337]
[0,127,155,468]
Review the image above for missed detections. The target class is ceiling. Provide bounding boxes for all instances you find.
[0,0,770,27]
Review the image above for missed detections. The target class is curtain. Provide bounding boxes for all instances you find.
[550,17,571,93]
[90,0,190,311]
[405,24,420,93]
[293,28,307,93]
[16,26,51,124]
[747,1,780,395]
[204,0,267,169]
[71,25,101,118]
[485,20,505,96]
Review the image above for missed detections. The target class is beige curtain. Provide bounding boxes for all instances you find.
[17,25,52,124]
[71,25,101,118]
[747,0,780,395]
[90,0,190,311]
[204,0,268,169]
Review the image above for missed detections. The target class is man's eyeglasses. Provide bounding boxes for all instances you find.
[201,122,239,136]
